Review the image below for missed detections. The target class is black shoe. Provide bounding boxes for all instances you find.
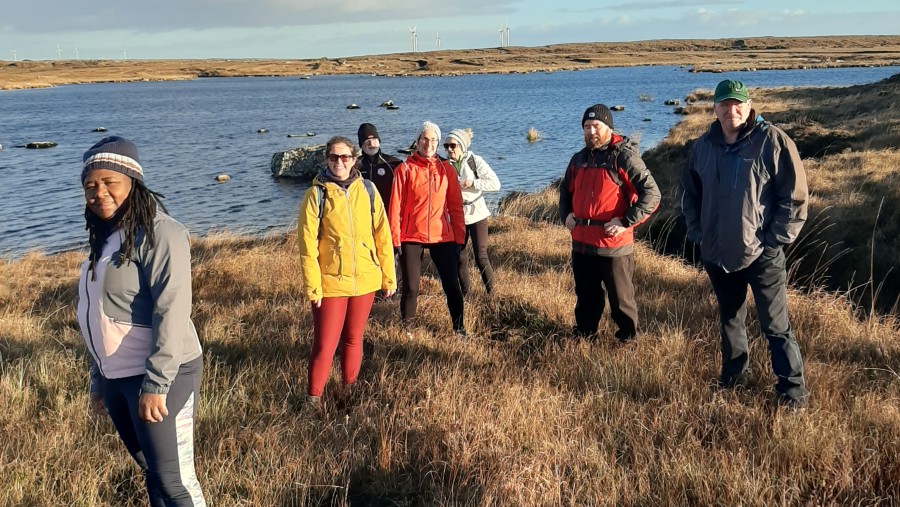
[775,392,809,411]
[454,328,467,338]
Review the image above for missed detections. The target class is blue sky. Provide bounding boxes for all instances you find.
[1,0,898,60]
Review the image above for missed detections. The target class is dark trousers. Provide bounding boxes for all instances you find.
[459,219,494,295]
[703,246,807,400]
[400,241,465,331]
[572,251,638,341]
[102,357,206,507]
[309,292,376,396]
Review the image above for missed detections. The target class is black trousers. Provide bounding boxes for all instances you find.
[703,246,807,400]
[571,251,638,341]
[400,241,465,331]
[102,357,206,506]
[459,219,494,295]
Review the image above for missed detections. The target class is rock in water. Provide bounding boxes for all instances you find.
[215,174,231,182]
[25,141,58,149]
[92,127,108,132]
[346,104,360,109]
[271,144,326,179]
[610,105,625,111]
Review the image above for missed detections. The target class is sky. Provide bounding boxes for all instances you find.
[1,0,898,61]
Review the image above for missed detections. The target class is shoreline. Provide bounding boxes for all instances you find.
[2,35,900,90]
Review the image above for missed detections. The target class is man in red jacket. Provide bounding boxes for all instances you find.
[558,104,661,343]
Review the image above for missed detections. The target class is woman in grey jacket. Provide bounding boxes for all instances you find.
[77,136,206,506]
[444,128,501,295]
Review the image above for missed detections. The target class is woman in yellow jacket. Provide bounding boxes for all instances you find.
[297,136,396,402]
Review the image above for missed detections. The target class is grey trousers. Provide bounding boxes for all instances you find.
[101,356,206,506]
[704,246,808,400]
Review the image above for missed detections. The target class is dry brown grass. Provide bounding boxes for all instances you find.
[642,73,900,314]
[2,208,899,505]
[3,35,900,90]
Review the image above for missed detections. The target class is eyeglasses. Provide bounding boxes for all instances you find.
[443,143,459,150]
[326,153,355,163]
[420,138,439,145]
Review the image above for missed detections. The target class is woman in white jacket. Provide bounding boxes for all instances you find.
[443,128,501,295]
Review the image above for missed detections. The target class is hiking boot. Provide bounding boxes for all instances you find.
[775,393,810,412]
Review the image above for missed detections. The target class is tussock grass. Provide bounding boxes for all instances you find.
[526,127,543,143]
[2,206,899,504]
[642,72,900,314]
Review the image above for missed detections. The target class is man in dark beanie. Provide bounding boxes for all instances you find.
[681,79,809,409]
[358,122,401,209]
[558,104,660,344]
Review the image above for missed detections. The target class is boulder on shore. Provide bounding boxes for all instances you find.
[271,144,326,179]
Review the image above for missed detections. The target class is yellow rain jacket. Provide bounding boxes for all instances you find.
[297,174,396,301]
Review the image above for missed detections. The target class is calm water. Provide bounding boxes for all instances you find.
[1,65,898,257]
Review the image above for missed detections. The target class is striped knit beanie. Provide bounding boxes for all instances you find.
[81,136,144,183]
[446,128,473,153]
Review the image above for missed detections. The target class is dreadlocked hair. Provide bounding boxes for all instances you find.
[86,180,167,276]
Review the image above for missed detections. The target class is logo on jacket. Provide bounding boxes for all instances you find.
[377,168,386,176]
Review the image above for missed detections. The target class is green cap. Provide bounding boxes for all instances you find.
[714,79,750,103]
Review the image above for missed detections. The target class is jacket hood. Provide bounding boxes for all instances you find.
[314,166,361,188]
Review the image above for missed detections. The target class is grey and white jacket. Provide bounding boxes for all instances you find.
[76,211,202,395]
[453,152,501,225]
[681,114,808,273]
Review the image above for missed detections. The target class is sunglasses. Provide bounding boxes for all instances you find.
[443,143,459,149]
[326,153,355,163]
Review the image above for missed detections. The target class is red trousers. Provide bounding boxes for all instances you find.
[308,292,376,396]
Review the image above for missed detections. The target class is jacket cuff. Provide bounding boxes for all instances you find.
[141,381,171,395]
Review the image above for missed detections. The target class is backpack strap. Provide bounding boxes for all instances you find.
[466,155,479,179]
[315,180,378,238]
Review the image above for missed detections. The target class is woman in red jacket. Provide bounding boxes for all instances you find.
[389,121,467,336]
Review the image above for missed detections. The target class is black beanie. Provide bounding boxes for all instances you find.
[357,123,380,145]
[582,104,613,129]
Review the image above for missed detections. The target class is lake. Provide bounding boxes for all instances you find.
[1,65,898,257]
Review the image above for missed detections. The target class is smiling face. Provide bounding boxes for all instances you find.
[326,141,357,181]
[361,136,380,156]
[417,129,439,159]
[583,119,612,150]
[83,169,133,220]
[714,98,752,138]
[443,137,463,161]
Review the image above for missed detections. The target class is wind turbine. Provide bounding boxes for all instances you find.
[505,19,510,47]
[9,49,17,62]
[56,44,62,60]
[73,47,79,60]
[435,30,442,51]
[498,25,504,47]
[121,47,127,60]
[408,26,418,53]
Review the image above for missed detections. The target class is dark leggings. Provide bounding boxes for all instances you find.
[458,219,494,295]
[399,241,465,331]
[101,356,206,507]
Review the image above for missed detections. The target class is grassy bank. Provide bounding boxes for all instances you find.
[2,210,899,504]
[639,72,900,314]
[2,35,900,90]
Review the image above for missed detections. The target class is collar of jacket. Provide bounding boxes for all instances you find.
[409,151,443,168]
[709,108,759,146]
[582,132,624,156]
[315,166,361,189]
